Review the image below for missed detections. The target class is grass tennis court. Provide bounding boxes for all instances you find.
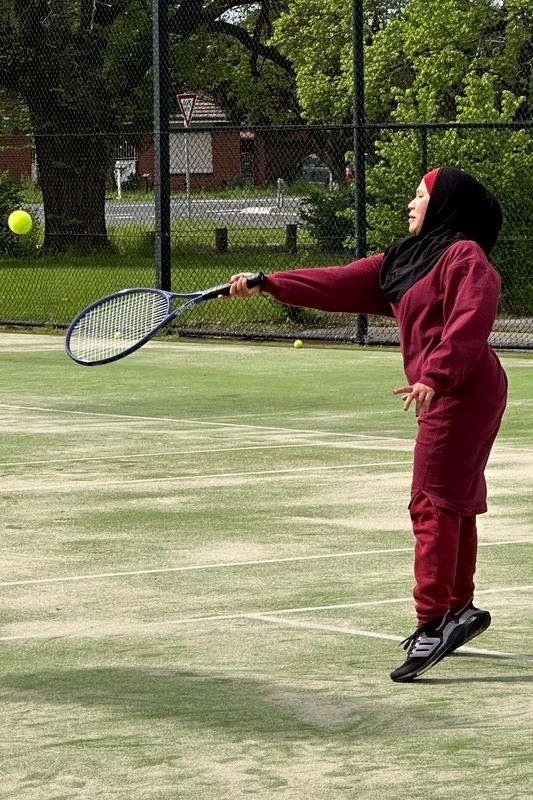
[1,331,532,800]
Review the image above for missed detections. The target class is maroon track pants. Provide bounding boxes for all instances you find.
[409,490,478,624]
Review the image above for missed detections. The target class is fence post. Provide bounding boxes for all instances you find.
[285,223,297,253]
[215,227,228,253]
[420,126,428,174]
[276,178,285,208]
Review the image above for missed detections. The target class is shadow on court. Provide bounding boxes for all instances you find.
[2,665,469,737]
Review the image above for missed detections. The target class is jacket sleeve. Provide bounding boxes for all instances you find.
[261,255,394,317]
[419,249,501,392]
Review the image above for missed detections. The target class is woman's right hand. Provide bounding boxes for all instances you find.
[228,273,262,297]
[393,382,435,416]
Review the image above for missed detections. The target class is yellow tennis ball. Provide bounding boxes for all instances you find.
[8,209,33,235]
[293,339,303,349]
[114,331,123,339]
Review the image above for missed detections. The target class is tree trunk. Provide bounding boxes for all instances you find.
[33,121,111,253]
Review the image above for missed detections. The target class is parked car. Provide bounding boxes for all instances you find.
[301,154,332,187]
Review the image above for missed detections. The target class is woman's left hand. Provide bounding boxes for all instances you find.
[393,382,435,416]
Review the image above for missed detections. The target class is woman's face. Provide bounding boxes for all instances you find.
[408,179,430,235]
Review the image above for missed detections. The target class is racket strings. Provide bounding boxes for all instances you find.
[68,291,170,362]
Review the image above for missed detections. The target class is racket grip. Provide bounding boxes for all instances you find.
[245,272,264,290]
[209,272,264,299]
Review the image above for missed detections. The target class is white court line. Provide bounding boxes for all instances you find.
[1,404,530,458]
[2,459,414,492]
[0,601,405,643]
[0,403,410,442]
[247,614,533,664]
[0,440,411,469]
[0,603,410,643]
[2,603,533,665]
[247,614,405,643]
[0,539,530,589]
[0,547,415,587]
[0,443,348,468]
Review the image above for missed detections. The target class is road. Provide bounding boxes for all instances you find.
[27,197,303,227]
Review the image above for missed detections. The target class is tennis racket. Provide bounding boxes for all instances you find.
[65,272,264,366]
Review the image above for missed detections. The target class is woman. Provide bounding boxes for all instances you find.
[228,166,507,682]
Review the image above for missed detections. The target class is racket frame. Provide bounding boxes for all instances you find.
[65,273,264,366]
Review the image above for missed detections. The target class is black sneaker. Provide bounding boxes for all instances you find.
[390,614,467,683]
[452,603,492,646]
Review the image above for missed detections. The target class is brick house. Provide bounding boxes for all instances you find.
[0,134,32,181]
[1,93,320,190]
[137,92,317,190]
[137,92,269,190]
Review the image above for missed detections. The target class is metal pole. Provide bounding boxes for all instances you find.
[184,130,192,218]
[352,0,367,344]
[153,0,171,290]
[420,126,428,174]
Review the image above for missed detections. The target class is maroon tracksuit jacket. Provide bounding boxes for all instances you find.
[263,239,507,517]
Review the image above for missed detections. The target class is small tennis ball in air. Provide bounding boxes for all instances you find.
[294,339,303,349]
[114,331,123,339]
[8,209,33,235]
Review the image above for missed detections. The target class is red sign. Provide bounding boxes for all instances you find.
[177,93,197,127]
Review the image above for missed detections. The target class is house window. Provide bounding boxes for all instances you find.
[240,135,255,185]
[114,136,138,161]
[170,131,213,174]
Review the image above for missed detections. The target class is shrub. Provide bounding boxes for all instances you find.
[300,185,354,252]
[0,173,39,255]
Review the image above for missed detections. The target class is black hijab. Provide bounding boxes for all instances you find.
[379,167,503,303]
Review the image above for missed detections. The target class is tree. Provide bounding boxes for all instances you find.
[363,0,533,247]
[273,0,533,309]
[270,0,409,179]
[0,87,31,134]
[271,0,408,124]
[364,0,533,312]
[0,0,296,252]
[170,24,300,125]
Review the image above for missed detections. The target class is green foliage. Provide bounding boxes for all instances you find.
[300,185,354,251]
[0,0,301,252]
[365,131,421,252]
[0,173,39,255]
[273,0,533,313]
[178,29,300,125]
[355,0,533,313]
[271,0,353,122]
[365,64,533,312]
[366,0,502,123]
[0,88,31,134]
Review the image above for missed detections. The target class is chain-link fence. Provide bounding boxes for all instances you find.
[2,119,533,348]
[2,1,533,348]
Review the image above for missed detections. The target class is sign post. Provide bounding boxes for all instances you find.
[177,93,197,218]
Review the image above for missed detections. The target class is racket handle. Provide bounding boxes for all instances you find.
[245,272,264,290]
[204,272,264,300]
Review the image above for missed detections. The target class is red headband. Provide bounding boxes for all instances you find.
[423,168,440,194]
